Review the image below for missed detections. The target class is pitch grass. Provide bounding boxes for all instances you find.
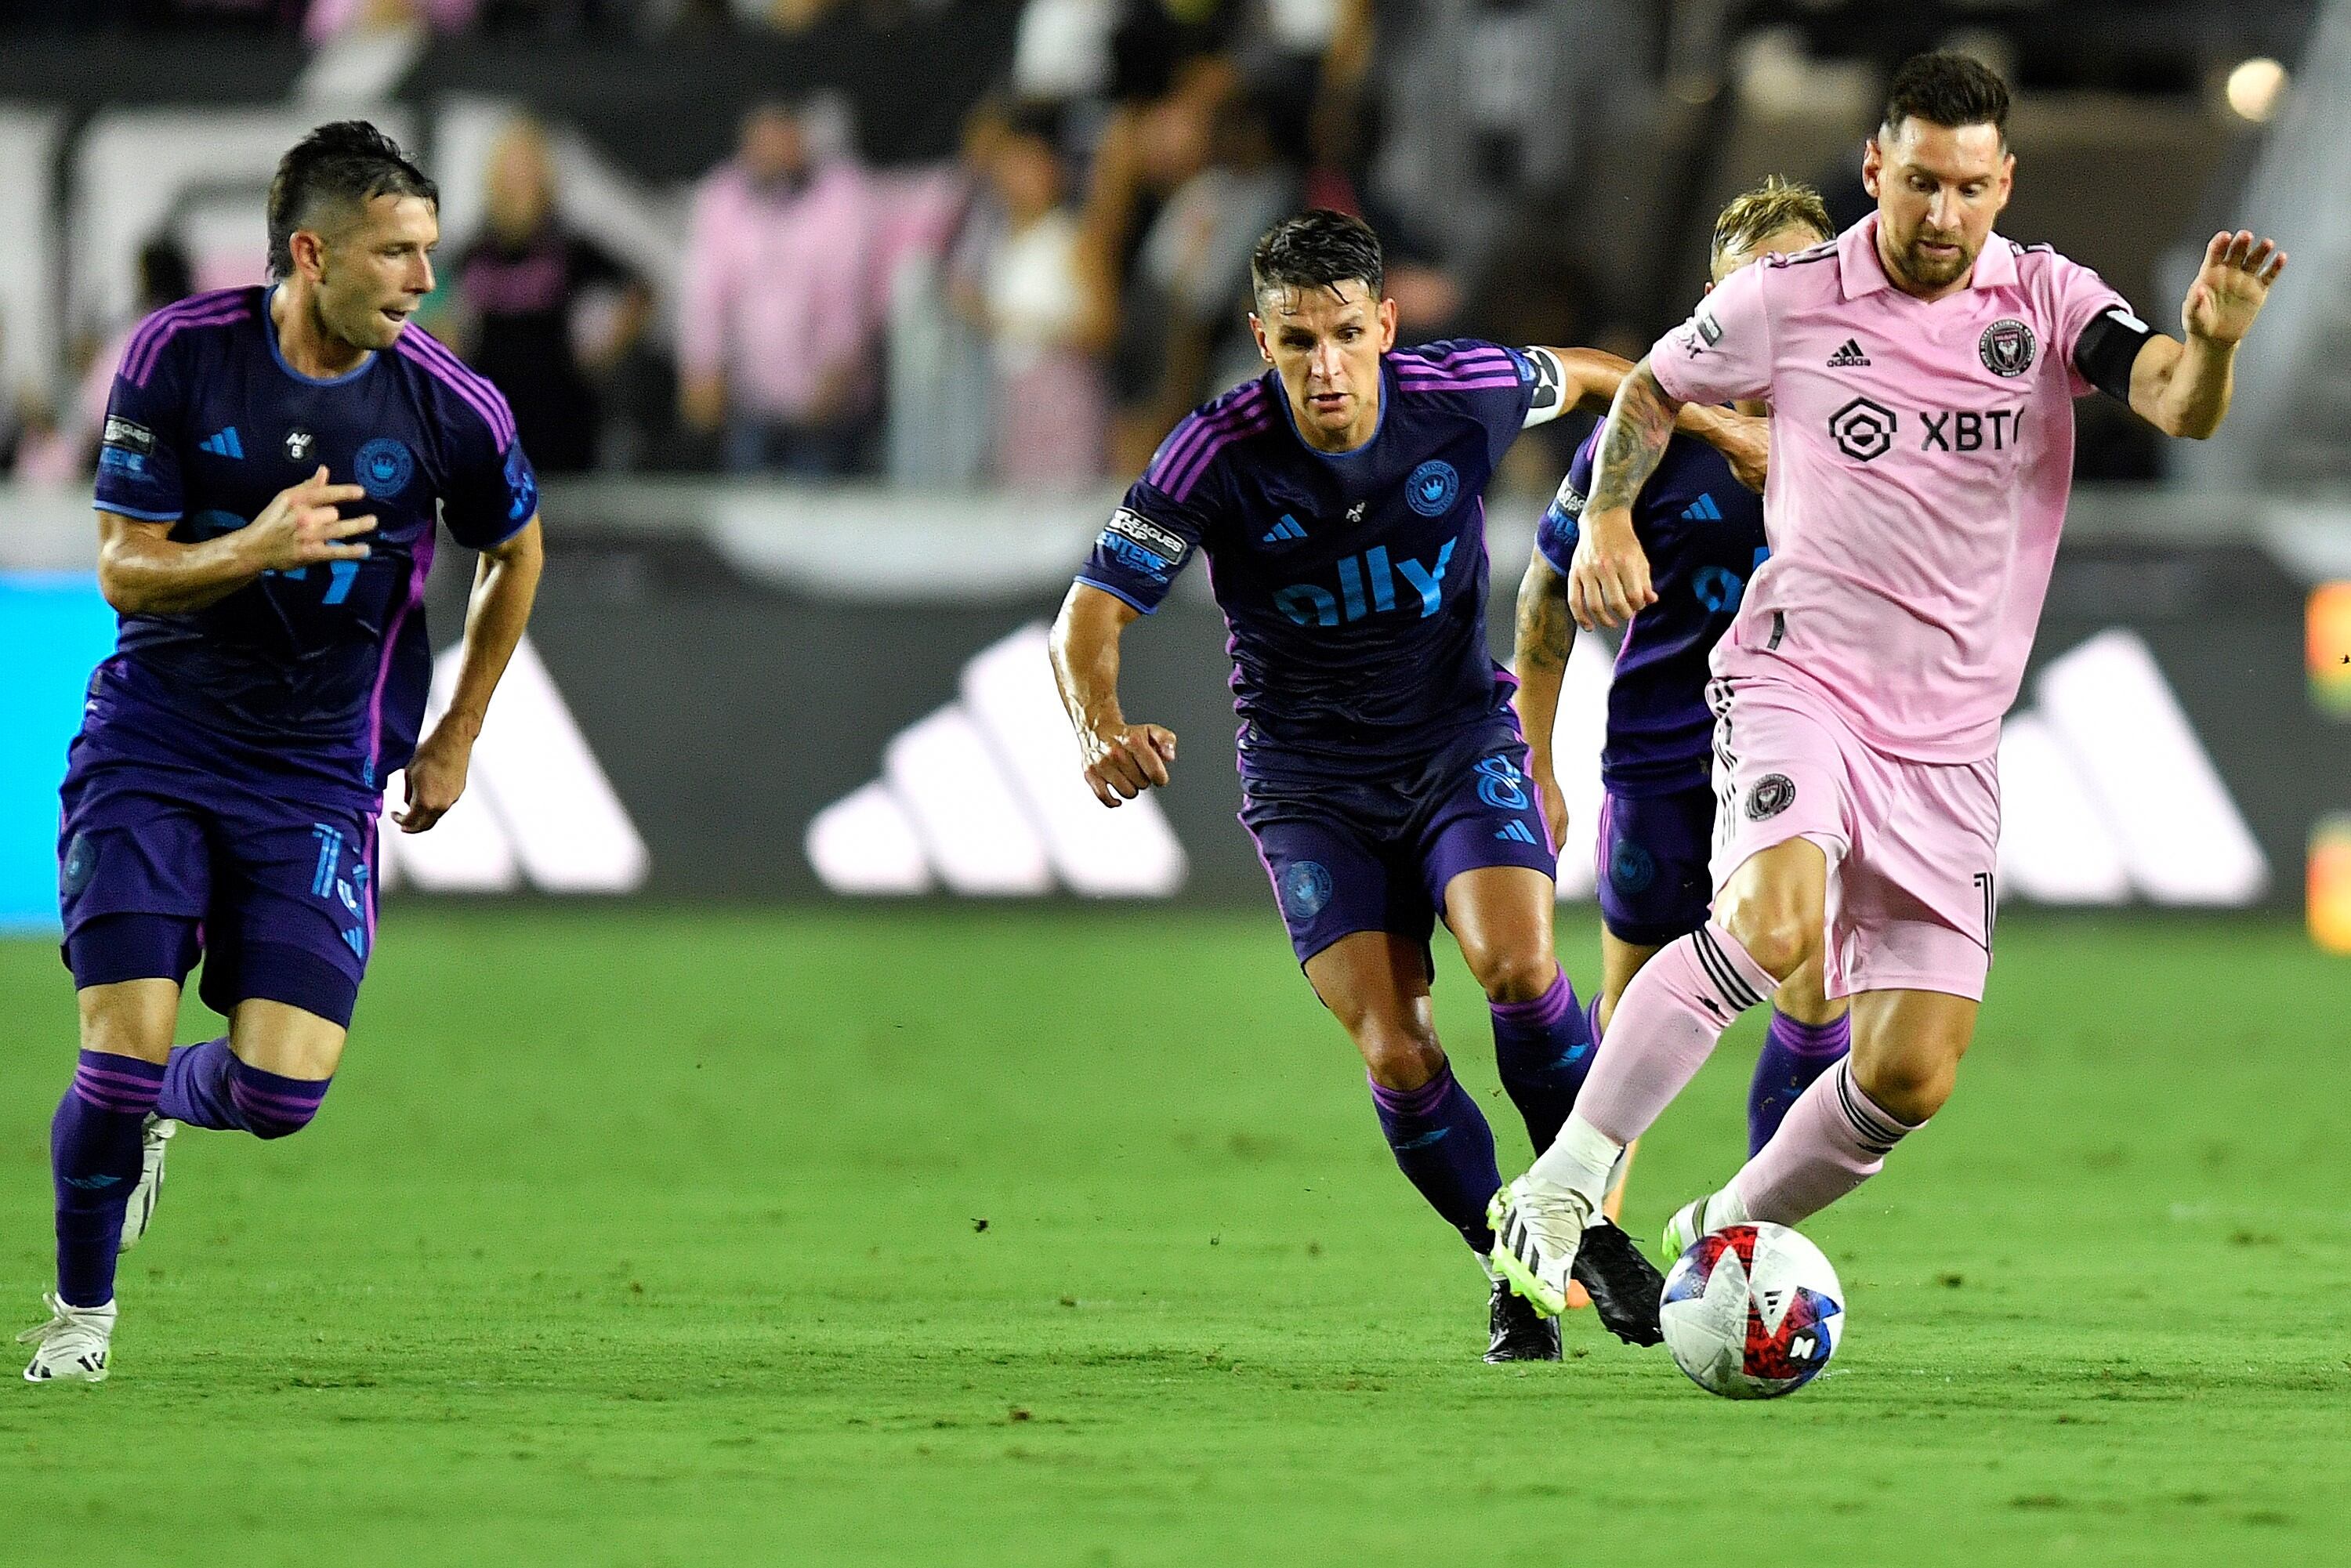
[2,907,2347,1566]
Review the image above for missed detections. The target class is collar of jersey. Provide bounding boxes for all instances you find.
[1273,360,1387,460]
[1838,213,2018,300]
[263,284,381,386]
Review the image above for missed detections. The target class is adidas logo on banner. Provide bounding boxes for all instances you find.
[376,635,650,894]
[1262,515,1309,546]
[1826,339,1871,368]
[1995,629,2266,904]
[1680,494,1722,523]
[197,427,243,458]
[808,624,1187,896]
[1494,820,1540,846]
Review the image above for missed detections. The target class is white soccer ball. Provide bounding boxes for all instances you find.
[1658,1221,1845,1399]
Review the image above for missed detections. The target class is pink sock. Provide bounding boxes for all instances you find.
[1730,1058,1922,1226]
[1567,922,1776,1146]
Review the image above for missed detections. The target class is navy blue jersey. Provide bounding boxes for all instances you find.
[89,286,536,806]
[1079,341,1538,780]
[1536,423,1767,796]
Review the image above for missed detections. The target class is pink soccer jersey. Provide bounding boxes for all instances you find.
[1649,213,2129,764]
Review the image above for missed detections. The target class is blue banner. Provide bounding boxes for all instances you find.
[0,574,114,931]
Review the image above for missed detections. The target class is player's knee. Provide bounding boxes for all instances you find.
[1715,897,1820,983]
[1853,1049,1955,1124]
[1467,945,1557,1005]
[1357,1027,1444,1092]
[227,1064,331,1140]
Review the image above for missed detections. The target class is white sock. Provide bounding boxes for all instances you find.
[1526,1112,1621,1211]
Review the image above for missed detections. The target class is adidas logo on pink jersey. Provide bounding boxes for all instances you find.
[1826,339,1871,368]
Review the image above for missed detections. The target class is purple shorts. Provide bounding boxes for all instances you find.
[1241,734,1559,969]
[1595,784,1716,947]
[57,741,376,1028]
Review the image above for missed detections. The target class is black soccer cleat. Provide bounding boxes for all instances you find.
[1569,1219,1666,1347]
[1485,1276,1562,1363]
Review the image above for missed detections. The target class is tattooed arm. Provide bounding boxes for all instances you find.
[1512,549,1578,849]
[1569,358,1683,630]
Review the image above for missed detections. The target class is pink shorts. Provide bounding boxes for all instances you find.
[1706,675,1999,1001]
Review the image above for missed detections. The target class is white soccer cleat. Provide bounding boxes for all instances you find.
[1487,1175,1592,1318]
[118,1116,177,1254]
[19,1293,116,1385]
[1662,1186,1751,1259]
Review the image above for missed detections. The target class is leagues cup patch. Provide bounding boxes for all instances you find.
[1979,318,2036,378]
[1107,508,1186,559]
[1746,774,1797,821]
[100,415,155,456]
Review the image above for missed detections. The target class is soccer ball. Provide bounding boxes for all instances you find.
[1658,1222,1845,1400]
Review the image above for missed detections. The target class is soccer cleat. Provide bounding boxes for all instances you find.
[1569,1220,1666,1347]
[1485,1276,1562,1363]
[1661,1186,1750,1262]
[1487,1176,1590,1318]
[19,1293,115,1385]
[118,1116,177,1254]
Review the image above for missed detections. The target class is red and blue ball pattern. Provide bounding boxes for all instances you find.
[1660,1222,1844,1399]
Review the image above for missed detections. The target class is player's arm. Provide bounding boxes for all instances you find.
[1571,360,1683,630]
[1530,346,1770,493]
[1049,581,1178,809]
[1512,549,1576,849]
[2099,230,2286,440]
[397,516,544,833]
[96,467,375,615]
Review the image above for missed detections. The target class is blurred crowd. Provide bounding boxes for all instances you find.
[0,1,2312,490]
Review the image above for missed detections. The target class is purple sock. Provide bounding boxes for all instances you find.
[160,1039,331,1139]
[53,1051,166,1309]
[1748,1010,1852,1157]
[1368,1063,1502,1253]
[1488,966,1596,1152]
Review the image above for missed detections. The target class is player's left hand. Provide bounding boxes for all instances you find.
[397,722,475,832]
[2183,230,2287,346]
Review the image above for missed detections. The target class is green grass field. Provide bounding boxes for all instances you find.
[2,906,2346,1566]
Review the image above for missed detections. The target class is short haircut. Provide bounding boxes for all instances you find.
[266,121,437,281]
[1710,176,1834,267]
[1882,50,2012,141]
[1250,209,1383,308]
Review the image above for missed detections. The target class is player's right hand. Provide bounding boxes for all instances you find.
[1567,505,1655,630]
[1530,760,1569,850]
[245,466,376,572]
[1081,722,1177,808]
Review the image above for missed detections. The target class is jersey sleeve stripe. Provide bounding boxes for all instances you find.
[1074,574,1161,615]
[1146,385,1270,489]
[1396,374,1522,393]
[1165,412,1274,502]
[393,331,516,450]
[92,500,183,522]
[121,298,254,387]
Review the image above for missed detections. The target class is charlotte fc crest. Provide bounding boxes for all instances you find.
[1979,318,2036,378]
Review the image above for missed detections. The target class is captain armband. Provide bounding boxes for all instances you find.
[1520,346,1568,429]
[2073,304,2156,404]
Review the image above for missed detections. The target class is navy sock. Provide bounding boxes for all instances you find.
[1748,1010,1852,1157]
[1488,967,1595,1152]
[1369,1063,1502,1253]
[160,1040,331,1139]
[52,1051,165,1309]
[159,1037,238,1129]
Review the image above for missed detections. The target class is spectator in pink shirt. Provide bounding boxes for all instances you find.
[679,100,882,476]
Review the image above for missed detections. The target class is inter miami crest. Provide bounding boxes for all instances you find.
[1979,318,2036,378]
[284,428,316,463]
[1746,774,1797,820]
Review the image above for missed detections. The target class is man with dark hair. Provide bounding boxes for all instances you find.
[20,121,545,1382]
[1512,179,1846,1296]
[1048,208,1763,1360]
[1490,52,2287,1327]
